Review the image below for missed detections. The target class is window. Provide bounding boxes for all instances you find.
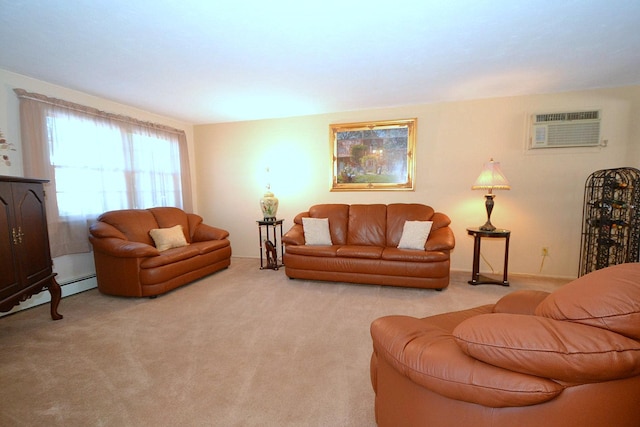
[47,113,183,217]
[15,88,192,257]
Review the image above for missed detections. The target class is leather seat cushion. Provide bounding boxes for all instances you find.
[453,313,640,382]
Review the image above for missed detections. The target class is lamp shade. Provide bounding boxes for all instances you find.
[472,158,511,193]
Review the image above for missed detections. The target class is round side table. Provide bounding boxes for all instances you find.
[466,227,510,286]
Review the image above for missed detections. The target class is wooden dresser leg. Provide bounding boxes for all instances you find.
[49,277,63,320]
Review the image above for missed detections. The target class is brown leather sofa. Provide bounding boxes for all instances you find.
[370,263,640,427]
[282,203,455,289]
[88,207,231,297]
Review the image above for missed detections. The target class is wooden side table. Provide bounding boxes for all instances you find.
[257,219,284,270]
[467,227,511,286]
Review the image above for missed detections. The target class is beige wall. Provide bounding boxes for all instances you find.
[195,86,640,279]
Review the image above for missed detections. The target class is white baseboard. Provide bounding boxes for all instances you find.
[0,276,97,318]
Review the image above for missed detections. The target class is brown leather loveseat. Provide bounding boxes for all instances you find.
[370,263,640,427]
[282,203,455,290]
[89,207,231,297]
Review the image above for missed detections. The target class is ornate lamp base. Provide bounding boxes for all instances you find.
[480,194,496,231]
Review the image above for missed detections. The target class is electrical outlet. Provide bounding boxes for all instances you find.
[541,247,549,257]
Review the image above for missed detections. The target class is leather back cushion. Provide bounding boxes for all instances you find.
[305,203,448,247]
[309,204,350,245]
[149,207,191,243]
[347,204,387,246]
[386,203,435,246]
[535,263,640,340]
[453,313,640,383]
[97,209,158,245]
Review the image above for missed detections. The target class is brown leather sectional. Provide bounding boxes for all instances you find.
[282,203,455,289]
[88,207,231,297]
[370,263,640,426]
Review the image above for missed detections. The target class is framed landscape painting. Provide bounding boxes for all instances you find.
[330,118,416,191]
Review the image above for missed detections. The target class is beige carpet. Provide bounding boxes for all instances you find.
[0,258,568,426]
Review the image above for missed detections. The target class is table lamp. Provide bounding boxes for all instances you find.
[472,158,511,231]
[259,167,279,221]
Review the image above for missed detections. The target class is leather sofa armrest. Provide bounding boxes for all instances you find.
[283,224,305,246]
[89,221,127,240]
[89,236,160,258]
[431,212,451,229]
[89,221,159,257]
[192,223,229,242]
[424,226,455,251]
[292,211,311,225]
[493,290,551,315]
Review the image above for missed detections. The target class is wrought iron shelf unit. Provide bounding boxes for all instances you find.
[579,167,640,276]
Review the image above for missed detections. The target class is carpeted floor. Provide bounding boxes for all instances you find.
[0,258,568,426]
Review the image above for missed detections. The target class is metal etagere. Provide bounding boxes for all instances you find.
[579,167,640,276]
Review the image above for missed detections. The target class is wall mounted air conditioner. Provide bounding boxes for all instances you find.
[530,110,602,149]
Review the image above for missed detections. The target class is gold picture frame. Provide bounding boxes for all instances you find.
[330,118,416,191]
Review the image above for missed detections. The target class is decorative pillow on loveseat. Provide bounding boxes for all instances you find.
[149,224,188,251]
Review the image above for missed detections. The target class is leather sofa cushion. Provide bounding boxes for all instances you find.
[149,207,192,242]
[453,313,640,383]
[141,240,231,269]
[190,239,231,255]
[284,245,338,257]
[371,310,564,408]
[98,209,159,246]
[141,245,201,268]
[386,203,436,246]
[347,204,387,246]
[336,245,383,259]
[308,204,349,245]
[290,204,454,252]
[287,245,449,261]
[381,247,450,262]
[535,263,640,340]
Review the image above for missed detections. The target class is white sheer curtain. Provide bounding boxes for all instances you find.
[14,89,192,258]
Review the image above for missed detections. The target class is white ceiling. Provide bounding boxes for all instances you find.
[1,1,639,124]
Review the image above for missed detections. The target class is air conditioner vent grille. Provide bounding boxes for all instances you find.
[546,122,600,147]
[535,110,599,123]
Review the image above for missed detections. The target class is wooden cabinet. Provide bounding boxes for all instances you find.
[0,176,62,320]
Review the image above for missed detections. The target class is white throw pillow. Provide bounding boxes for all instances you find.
[302,217,333,246]
[149,224,188,251]
[397,220,433,250]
